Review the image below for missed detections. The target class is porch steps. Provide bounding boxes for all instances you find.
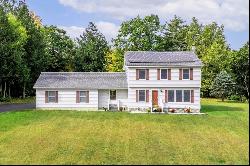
[109,104,118,111]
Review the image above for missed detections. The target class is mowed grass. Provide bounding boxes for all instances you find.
[0,99,248,165]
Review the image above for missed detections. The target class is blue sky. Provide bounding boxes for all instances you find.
[26,0,249,50]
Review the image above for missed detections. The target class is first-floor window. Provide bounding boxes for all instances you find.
[110,90,116,100]
[176,90,182,102]
[168,90,175,102]
[184,90,191,102]
[80,91,88,103]
[139,90,146,102]
[48,91,56,103]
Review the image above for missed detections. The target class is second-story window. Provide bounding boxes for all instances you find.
[183,69,190,80]
[139,69,146,80]
[161,69,168,79]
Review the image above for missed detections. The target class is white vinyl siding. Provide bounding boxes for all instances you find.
[36,89,98,109]
[126,88,200,110]
[98,89,128,108]
[126,67,201,88]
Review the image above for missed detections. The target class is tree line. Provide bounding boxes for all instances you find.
[0,0,249,102]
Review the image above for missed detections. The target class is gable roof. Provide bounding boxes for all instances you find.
[125,51,203,67]
[33,72,128,89]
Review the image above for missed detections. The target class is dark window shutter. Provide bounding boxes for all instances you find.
[136,90,138,102]
[45,91,48,103]
[179,69,182,80]
[157,69,160,80]
[168,69,171,80]
[86,91,89,103]
[136,69,139,80]
[146,90,149,102]
[55,91,58,103]
[191,90,194,103]
[76,91,80,103]
[146,69,149,80]
[190,68,193,80]
[165,90,168,103]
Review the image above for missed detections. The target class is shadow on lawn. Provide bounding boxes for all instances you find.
[201,104,244,113]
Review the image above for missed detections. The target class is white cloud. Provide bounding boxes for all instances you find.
[58,0,249,31]
[59,26,85,39]
[96,21,120,41]
[59,21,120,42]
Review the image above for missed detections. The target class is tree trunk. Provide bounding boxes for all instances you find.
[23,83,26,98]
[0,83,2,96]
[3,81,6,98]
[222,96,225,102]
[8,84,11,98]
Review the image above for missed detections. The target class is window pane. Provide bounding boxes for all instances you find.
[183,69,190,79]
[80,91,87,97]
[139,69,146,79]
[110,90,116,100]
[161,69,168,79]
[80,97,87,103]
[176,90,182,102]
[48,91,55,97]
[48,97,55,103]
[184,90,191,102]
[139,90,145,101]
[168,90,175,102]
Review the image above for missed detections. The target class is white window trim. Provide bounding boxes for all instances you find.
[110,90,117,101]
[160,68,168,80]
[182,68,190,80]
[48,91,56,103]
[138,69,147,80]
[79,91,88,103]
[138,90,146,102]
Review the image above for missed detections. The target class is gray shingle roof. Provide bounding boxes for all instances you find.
[33,72,128,89]
[125,51,203,66]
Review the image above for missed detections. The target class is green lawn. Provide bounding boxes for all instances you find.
[0,99,249,165]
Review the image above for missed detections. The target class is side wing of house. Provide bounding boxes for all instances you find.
[33,72,128,110]
[36,89,98,110]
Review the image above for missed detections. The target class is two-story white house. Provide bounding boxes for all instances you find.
[34,51,202,113]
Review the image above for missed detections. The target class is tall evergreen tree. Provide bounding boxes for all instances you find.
[74,22,109,72]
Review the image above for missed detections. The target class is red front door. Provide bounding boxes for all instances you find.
[152,90,158,106]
